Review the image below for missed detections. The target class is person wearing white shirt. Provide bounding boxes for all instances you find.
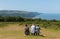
[30,24,35,35]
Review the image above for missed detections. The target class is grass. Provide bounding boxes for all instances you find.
[0,22,60,39]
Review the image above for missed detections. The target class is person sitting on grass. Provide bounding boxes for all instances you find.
[30,24,35,35]
[35,25,40,35]
[24,24,30,35]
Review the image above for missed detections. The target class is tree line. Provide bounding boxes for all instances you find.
[0,16,60,22]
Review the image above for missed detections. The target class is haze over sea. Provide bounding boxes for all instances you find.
[35,13,60,20]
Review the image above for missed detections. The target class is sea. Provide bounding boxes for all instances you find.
[34,13,60,20]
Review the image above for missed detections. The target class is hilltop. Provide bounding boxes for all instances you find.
[0,10,41,18]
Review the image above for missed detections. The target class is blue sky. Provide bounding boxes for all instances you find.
[0,0,60,13]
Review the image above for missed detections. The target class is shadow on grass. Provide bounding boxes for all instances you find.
[25,34,45,38]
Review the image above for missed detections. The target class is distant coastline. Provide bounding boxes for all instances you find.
[34,13,60,20]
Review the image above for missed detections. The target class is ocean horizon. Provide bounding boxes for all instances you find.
[34,13,60,20]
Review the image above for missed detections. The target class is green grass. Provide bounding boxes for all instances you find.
[0,22,60,39]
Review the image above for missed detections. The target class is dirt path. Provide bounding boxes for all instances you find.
[0,24,60,39]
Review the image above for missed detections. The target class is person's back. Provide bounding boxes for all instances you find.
[35,25,40,35]
[24,24,30,35]
[30,24,35,35]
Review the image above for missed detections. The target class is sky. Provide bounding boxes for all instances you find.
[0,0,60,13]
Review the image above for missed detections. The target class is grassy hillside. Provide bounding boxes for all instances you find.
[0,10,40,18]
[0,22,60,39]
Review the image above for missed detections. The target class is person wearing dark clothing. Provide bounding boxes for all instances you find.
[37,25,40,35]
[34,25,40,35]
[24,24,30,35]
